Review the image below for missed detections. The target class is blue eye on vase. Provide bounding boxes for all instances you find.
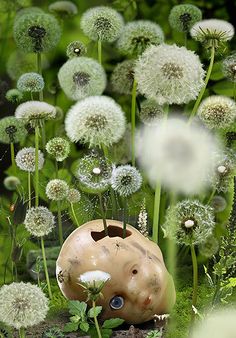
[109,295,124,309]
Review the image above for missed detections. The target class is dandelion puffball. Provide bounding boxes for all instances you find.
[117,20,164,56]
[15,101,56,125]
[46,137,70,162]
[111,165,142,197]
[16,147,44,172]
[65,96,126,148]
[198,95,236,129]
[46,179,69,201]
[222,52,236,82]
[168,4,202,33]
[190,19,234,48]
[0,282,49,330]
[24,206,55,237]
[0,116,27,144]
[137,117,220,195]
[80,6,124,42]
[58,57,106,101]
[135,44,205,105]
[17,72,44,93]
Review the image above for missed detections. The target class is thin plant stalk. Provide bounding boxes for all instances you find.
[37,53,43,101]
[92,300,102,338]
[98,38,102,65]
[131,79,137,166]
[41,236,52,299]
[70,202,80,227]
[28,171,31,209]
[206,187,216,205]
[10,142,16,173]
[34,126,40,207]
[19,327,26,338]
[191,244,198,322]
[152,181,161,243]
[57,201,63,246]
[188,45,215,123]
[123,197,127,238]
[98,193,108,235]
[55,160,58,178]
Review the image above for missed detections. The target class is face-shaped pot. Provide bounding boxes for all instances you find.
[56,219,175,324]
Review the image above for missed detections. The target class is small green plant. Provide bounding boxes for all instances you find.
[41,326,64,338]
[64,300,124,337]
[146,330,162,338]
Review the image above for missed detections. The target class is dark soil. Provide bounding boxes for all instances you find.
[13,311,165,337]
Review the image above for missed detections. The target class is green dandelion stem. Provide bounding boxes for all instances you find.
[206,187,216,205]
[188,45,215,123]
[102,144,109,158]
[57,201,63,246]
[34,126,40,207]
[98,193,108,235]
[98,38,102,65]
[152,181,162,243]
[37,53,44,101]
[41,236,53,300]
[55,160,58,178]
[123,197,127,238]
[28,171,31,209]
[191,244,198,321]
[31,92,34,101]
[10,142,16,173]
[19,327,26,338]
[92,300,102,338]
[71,203,80,227]
[131,79,137,166]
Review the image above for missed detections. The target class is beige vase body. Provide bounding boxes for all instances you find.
[56,219,176,324]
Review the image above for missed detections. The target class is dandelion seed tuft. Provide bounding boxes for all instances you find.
[190,19,234,48]
[139,99,165,125]
[58,57,106,101]
[16,147,44,172]
[24,206,55,237]
[117,20,164,56]
[67,188,81,204]
[49,1,78,18]
[222,52,236,83]
[199,237,219,258]
[211,195,227,213]
[13,12,61,53]
[4,176,21,191]
[162,200,215,246]
[66,40,87,58]
[75,152,113,194]
[46,137,70,162]
[135,44,205,105]
[17,72,44,93]
[65,96,126,147]
[0,116,27,144]
[5,89,23,104]
[110,60,135,95]
[111,165,142,197]
[80,6,124,42]
[0,282,49,329]
[169,4,202,33]
[46,179,69,201]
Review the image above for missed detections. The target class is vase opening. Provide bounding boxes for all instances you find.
[91,225,132,241]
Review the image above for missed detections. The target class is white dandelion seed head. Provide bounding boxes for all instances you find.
[46,137,70,162]
[46,179,69,201]
[110,59,135,95]
[135,44,205,105]
[24,206,55,237]
[15,101,56,125]
[139,99,165,126]
[199,236,219,258]
[198,95,236,129]
[211,195,227,213]
[15,147,44,172]
[65,96,126,147]
[75,151,113,194]
[0,282,49,330]
[80,6,124,42]
[67,188,81,204]
[79,270,111,284]
[137,117,221,195]
[111,165,142,197]
[222,52,236,82]
[3,176,21,191]
[190,308,236,338]
[162,200,215,246]
[17,72,44,93]
[212,150,236,193]
[58,57,107,101]
[190,19,234,47]
[117,20,164,56]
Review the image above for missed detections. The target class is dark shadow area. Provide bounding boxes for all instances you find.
[91,225,132,241]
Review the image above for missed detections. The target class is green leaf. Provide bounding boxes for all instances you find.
[212,81,235,97]
[102,318,124,329]
[68,300,87,315]
[210,62,224,81]
[63,322,79,332]
[80,321,90,332]
[88,306,103,318]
